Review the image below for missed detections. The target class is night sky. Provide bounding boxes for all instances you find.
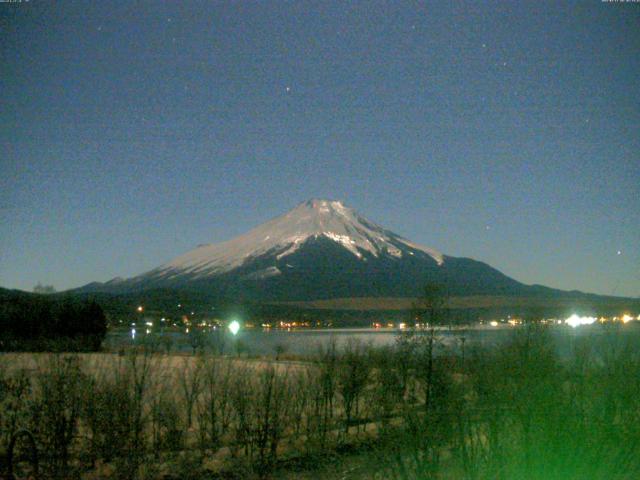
[1,1,639,297]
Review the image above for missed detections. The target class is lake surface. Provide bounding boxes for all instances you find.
[106,323,640,358]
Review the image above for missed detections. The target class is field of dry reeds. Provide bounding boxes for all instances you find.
[2,324,640,479]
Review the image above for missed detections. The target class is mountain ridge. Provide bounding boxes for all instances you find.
[75,199,612,303]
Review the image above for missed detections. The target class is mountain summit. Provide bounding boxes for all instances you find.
[82,199,536,300]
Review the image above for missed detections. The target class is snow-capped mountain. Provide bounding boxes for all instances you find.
[81,199,534,300]
[153,199,443,279]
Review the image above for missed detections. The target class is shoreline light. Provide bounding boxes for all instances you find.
[229,320,240,336]
[565,314,596,328]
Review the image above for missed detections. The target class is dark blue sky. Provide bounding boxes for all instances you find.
[1,1,639,297]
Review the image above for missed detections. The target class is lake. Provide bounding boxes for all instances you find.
[105,323,640,358]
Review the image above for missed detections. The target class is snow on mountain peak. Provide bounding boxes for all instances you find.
[152,199,443,278]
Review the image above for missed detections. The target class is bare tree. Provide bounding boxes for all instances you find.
[196,357,234,452]
[337,339,370,438]
[178,357,203,429]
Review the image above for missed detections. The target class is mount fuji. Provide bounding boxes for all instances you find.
[80,199,552,301]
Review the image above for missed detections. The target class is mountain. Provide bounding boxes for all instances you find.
[78,199,564,302]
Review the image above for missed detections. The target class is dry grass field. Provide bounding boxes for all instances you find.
[3,325,640,479]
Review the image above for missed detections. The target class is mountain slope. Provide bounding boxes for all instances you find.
[78,199,559,301]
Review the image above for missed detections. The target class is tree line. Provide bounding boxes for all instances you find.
[0,293,107,351]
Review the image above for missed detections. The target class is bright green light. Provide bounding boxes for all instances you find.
[229,320,240,336]
[565,314,596,328]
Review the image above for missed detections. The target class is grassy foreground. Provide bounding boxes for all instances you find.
[1,324,640,479]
